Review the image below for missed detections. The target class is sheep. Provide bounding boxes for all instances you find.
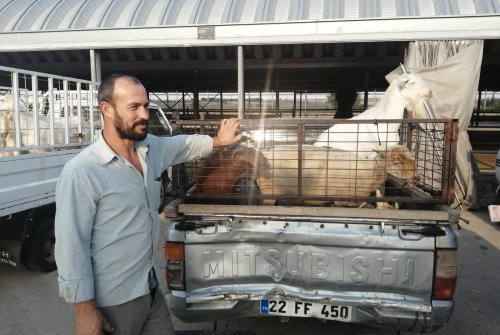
[1,93,27,155]
[0,92,29,113]
[196,143,271,194]
[0,112,16,156]
[314,73,432,158]
[0,92,95,150]
[0,111,92,151]
[257,144,420,206]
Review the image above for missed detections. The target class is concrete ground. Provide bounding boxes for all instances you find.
[1,209,498,335]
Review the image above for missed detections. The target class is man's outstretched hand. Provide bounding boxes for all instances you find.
[212,118,242,147]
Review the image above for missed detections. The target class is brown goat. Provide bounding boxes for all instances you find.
[196,145,270,194]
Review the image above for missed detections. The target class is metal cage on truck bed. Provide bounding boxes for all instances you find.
[169,118,458,207]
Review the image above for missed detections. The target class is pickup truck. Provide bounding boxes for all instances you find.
[0,65,173,271]
[162,118,460,333]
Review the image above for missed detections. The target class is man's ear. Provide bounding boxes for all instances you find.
[100,101,113,118]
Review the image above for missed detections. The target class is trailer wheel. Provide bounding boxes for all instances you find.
[22,218,57,272]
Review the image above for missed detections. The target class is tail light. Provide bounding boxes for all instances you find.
[165,242,185,290]
[432,249,457,299]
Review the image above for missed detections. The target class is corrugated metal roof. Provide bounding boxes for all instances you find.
[0,0,499,32]
[0,0,498,93]
[0,0,497,53]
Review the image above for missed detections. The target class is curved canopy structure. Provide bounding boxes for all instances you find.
[1,0,499,50]
[0,0,499,91]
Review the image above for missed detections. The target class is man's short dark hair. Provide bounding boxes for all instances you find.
[98,74,143,105]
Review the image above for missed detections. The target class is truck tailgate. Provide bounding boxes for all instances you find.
[178,205,445,309]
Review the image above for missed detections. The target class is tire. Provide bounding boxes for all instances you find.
[22,218,57,272]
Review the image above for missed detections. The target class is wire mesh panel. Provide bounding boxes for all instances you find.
[171,118,458,207]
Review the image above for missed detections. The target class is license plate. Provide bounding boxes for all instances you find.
[260,299,352,322]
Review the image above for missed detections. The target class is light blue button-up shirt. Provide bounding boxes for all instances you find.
[55,133,212,307]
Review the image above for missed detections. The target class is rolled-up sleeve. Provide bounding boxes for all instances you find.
[55,172,96,303]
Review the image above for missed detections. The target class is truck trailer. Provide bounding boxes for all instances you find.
[0,66,172,271]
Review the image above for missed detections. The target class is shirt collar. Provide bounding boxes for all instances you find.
[94,132,151,165]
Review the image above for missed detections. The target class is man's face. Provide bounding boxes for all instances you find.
[106,78,149,141]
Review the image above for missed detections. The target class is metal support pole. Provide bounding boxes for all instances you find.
[299,90,302,117]
[48,77,55,145]
[293,91,297,118]
[275,71,280,117]
[11,71,21,147]
[76,82,83,135]
[90,49,102,83]
[364,70,370,109]
[193,71,199,119]
[31,75,39,146]
[89,82,95,141]
[237,45,244,119]
[182,91,185,114]
[474,91,482,127]
[63,80,70,144]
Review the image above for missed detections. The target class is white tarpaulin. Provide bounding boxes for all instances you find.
[387,40,484,209]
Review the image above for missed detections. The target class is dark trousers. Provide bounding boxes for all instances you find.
[99,270,175,335]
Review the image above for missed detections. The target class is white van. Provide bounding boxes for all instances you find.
[147,102,173,136]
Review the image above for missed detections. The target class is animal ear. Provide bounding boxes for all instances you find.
[232,150,250,165]
[398,78,409,90]
[373,147,386,158]
[232,150,242,161]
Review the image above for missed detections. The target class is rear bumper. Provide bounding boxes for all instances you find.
[165,290,454,333]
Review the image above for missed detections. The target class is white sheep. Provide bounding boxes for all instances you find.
[257,144,420,206]
[4,112,88,146]
[0,93,93,151]
[314,73,432,158]
[1,112,17,156]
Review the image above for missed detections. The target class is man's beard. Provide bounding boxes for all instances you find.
[114,113,148,141]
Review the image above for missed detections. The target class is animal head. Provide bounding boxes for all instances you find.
[0,112,13,138]
[0,112,14,155]
[375,145,421,182]
[0,93,12,112]
[0,93,28,113]
[395,74,433,113]
[196,145,271,194]
[230,146,271,178]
